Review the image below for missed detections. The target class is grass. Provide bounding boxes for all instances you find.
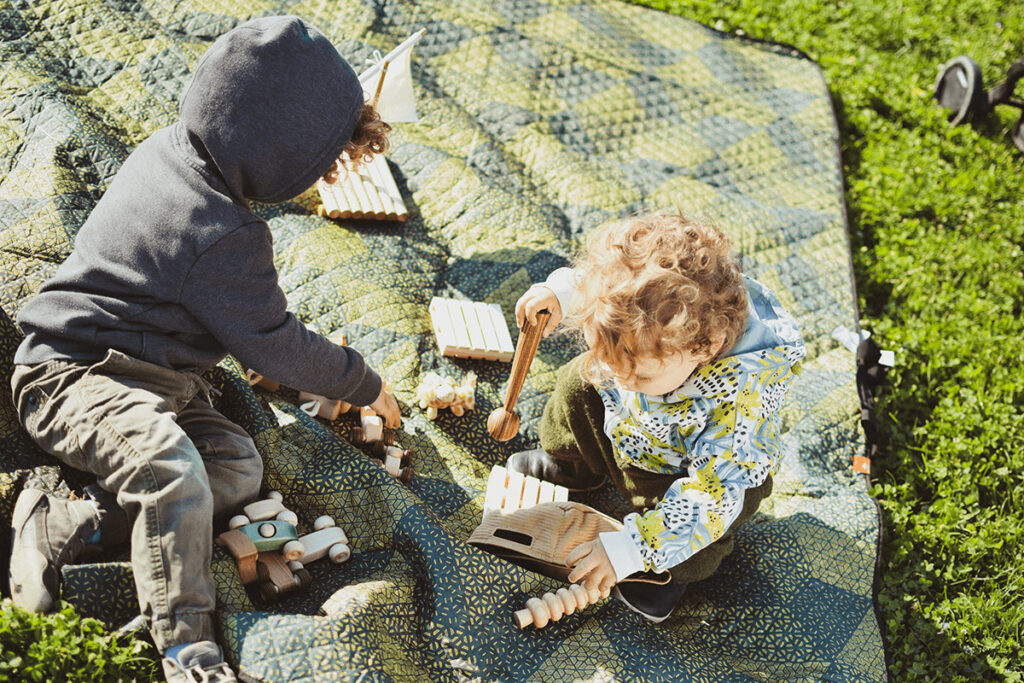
[630,0,1024,680]
[0,600,159,681]
[2,1,1022,680]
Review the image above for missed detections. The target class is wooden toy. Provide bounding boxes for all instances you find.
[488,310,550,441]
[514,584,610,629]
[351,405,385,445]
[429,297,515,362]
[255,553,312,601]
[316,152,409,221]
[295,515,351,565]
[226,520,305,561]
[380,444,414,483]
[483,465,569,513]
[299,391,352,420]
[416,371,476,419]
[215,528,310,602]
[245,369,279,392]
[228,490,299,528]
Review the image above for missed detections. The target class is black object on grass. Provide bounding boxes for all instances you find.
[934,56,1024,152]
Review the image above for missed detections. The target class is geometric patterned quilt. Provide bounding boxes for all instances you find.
[0,0,888,680]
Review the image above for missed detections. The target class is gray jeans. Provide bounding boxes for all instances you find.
[11,350,263,650]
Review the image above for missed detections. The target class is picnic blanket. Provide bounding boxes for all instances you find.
[0,0,889,680]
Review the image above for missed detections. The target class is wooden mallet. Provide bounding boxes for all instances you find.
[487,310,550,441]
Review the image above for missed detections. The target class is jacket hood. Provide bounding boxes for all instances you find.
[728,274,804,357]
[179,16,363,203]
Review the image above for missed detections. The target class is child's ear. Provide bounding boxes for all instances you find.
[705,333,728,361]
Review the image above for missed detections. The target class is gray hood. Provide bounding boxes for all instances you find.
[179,15,363,204]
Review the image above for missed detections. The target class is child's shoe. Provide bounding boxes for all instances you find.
[506,449,606,492]
[162,641,237,682]
[8,488,100,612]
[613,580,687,623]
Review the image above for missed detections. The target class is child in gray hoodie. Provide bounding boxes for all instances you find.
[7,16,397,681]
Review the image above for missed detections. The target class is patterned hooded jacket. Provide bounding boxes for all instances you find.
[544,269,806,579]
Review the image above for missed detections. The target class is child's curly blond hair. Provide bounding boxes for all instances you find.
[567,211,749,384]
[321,103,392,182]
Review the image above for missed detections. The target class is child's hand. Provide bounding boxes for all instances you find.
[369,385,401,429]
[515,285,562,337]
[566,539,617,594]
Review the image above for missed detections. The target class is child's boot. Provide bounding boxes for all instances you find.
[613,580,687,623]
[8,487,101,612]
[506,449,606,491]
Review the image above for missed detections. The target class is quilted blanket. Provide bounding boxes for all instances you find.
[0,0,887,680]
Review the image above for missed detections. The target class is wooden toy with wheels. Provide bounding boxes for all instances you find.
[296,515,351,565]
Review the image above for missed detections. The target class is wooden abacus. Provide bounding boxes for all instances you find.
[514,583,609,629]
[429,297,515,362]
[316,152,408,221]
[487,310,550,441]
[483,465,568,513]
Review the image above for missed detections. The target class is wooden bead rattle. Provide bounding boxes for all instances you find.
[514,583,609,629]
[487,310,550,441]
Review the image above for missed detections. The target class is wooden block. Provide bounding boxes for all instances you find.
[429,297,514,362]
[483,465,570,513]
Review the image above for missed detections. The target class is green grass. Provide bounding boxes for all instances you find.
[0,600,159,681]
[630,1,1024,680]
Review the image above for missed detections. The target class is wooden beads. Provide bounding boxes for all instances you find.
[514,583,609,629]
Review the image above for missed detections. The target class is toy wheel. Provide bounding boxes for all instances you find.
[295,567,312,589]
[351,427,366,444]
[228,514,249,530]
[934,56,987,125]
[259,580,280,602]
[267,490,283,502]
[313,515,335,531]
[276,509,298,525]
[282,540,305,562]
[329,543,351,564]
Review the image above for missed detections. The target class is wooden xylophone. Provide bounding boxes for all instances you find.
[317,152,409,221]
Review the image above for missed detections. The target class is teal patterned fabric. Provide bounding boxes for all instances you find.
[0,0,887,680]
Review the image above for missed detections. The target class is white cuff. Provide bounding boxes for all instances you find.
[542,267,579,318]
[599,529,647,582]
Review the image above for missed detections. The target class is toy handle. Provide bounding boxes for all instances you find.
[487,310,551,441]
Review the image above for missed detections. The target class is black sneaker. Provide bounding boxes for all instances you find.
[506,449,606,492]
[9,488,100,612]
[613,580,687,623]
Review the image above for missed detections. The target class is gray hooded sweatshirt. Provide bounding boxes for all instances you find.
[14,16,382,406]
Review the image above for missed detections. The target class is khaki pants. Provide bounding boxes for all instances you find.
[538,355,773,586]
[11,350,263,650]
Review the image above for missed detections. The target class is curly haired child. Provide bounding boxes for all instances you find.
[8,16,399,681]
[511,211,806,622]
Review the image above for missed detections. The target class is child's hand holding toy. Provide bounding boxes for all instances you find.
[515,285,562,337]
[566,539,618,594]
